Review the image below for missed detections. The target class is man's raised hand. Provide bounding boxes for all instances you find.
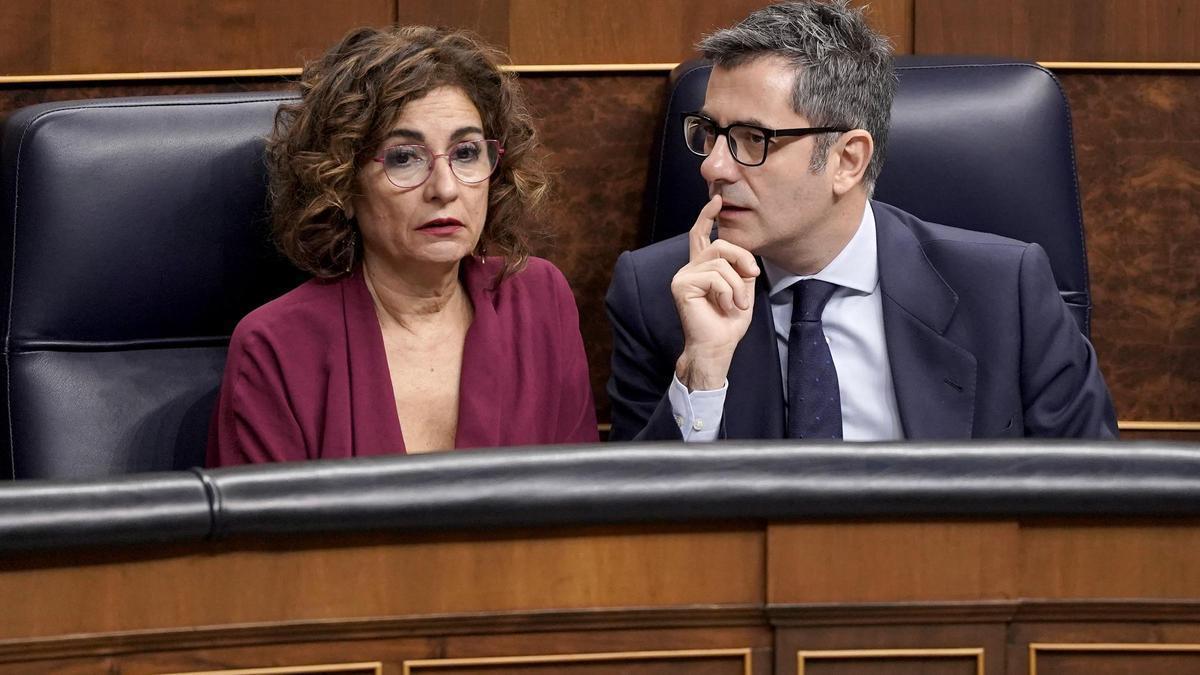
[670,195,760,391]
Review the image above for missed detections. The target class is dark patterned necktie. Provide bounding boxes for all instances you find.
[787,279,842,439]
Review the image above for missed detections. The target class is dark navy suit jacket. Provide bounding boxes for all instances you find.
[606,201,1118,441]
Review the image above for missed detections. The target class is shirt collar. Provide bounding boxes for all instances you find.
[763,202,879,301]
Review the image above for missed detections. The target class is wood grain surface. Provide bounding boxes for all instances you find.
[914,0,1200,62]
[0,0,394,76]
[5,519,1200,672]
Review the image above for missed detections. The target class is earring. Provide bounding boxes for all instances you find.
[340,230,357,275]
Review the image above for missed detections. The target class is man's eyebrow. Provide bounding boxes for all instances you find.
[696,110,768,128]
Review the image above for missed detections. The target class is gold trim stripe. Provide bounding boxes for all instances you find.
[0,67,303,84]
[404,647,752,675]
[1030,642,1200,675]
[162,662,383,675]
[1041,61,1200,71]
[1118,421,1200,432]
[799,647,984,675]
[4,59,1200,84]
[0,63,677,85]
[509,63,679,73]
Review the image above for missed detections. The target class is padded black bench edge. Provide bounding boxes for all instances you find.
[2,441,1200,553]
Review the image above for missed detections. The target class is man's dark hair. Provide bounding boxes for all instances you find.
[697,1,896,192]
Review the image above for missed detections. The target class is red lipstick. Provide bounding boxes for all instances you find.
[418,217,464,235]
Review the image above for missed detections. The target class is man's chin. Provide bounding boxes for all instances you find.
[713,224,756,251]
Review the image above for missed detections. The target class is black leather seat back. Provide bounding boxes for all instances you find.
[645,57,1092,336]
[0,92,304,479]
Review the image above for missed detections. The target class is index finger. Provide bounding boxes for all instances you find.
[689,194,723,260]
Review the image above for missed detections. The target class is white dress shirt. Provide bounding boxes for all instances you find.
[669,202,904,441]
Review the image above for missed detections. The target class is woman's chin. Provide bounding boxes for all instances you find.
[398,241,476,268]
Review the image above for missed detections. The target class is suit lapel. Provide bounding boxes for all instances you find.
[875,204,978,439]
[724,272,786,439]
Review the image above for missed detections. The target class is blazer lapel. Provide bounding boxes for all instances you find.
[875,205,978,439]
[724,272,786,439]
[344,266,409,455]
[455,258,505,449]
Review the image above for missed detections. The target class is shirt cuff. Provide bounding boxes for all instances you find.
[668,373,727,442]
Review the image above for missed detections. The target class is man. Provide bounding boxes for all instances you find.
[606,0,1117,441]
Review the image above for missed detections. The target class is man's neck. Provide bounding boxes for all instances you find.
[768,192,868,276]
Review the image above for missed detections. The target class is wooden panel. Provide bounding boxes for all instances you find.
[518,73,665,418]
[1011,622,1200,675]
[914,0,1200,62]
[403,648,751,674]
[772,520,1200,606]
[1059,72,1200,424]
[398,0,913,65]
[407,661,741,675]
[858,0,914,55]
[1119,429,1200,442]
[767,522,1020,604]
[507,0,773,65]
[800,653,978,675]
[0,0,394,76]
[1019,521,1200,599]
[0,525,763,641]
[394,0,512,53]
[1031,644,1200,675]
[777,625,1003,675]
[0,626,770,674]
[0,1,916,74]
[0,2,50,76]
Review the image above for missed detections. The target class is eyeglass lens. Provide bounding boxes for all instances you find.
[380,140,501,188]
[683,117,768,165]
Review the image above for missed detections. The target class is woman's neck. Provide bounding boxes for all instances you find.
[362,255,470,330]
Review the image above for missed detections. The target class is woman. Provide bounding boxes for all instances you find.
[207,25,598,465]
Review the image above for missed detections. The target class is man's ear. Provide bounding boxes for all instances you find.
[831,129,873,196]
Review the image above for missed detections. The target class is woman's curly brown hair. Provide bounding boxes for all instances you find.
[267,25,549,280]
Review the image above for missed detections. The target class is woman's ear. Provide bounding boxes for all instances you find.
[831,129,874,196]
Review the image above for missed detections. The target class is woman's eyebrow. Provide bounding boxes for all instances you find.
[384,126,485,143]
[385,127,424,142]
[449,126,485,140]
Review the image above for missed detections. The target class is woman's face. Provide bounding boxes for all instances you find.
[352,86,491,273]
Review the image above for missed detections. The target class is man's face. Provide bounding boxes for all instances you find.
[699,57,836,266]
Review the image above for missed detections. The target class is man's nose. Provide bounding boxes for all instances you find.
[700,134,740,184]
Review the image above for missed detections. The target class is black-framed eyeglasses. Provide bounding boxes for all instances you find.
[372,139,504,189]
[681,112,851,167]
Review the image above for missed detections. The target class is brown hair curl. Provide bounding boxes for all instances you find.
[267,25,549,280]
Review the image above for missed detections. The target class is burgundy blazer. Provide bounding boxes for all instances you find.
[207,256,598,466]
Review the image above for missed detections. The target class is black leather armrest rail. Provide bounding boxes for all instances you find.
[0,472,211,550]
[2,441,1200,552]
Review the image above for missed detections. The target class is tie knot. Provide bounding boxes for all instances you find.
[791,279,837,323]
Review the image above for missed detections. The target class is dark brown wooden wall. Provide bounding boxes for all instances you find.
[0,1,910,75]
[0,0,395,76]
[2,1,1195,74]
[1,1,1197,437]
[915,0,1200,62]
